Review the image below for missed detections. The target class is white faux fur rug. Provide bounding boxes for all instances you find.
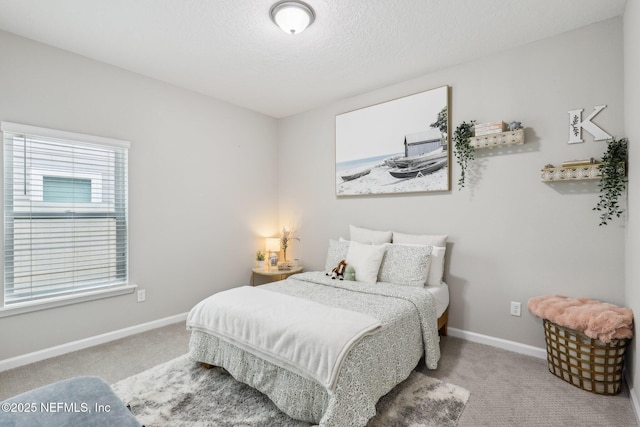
[112,354,469,427]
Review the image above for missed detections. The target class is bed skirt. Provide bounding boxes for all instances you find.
[189,330,328,423]
[189,326,421,427]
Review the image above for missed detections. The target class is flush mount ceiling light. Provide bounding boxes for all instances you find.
[270,1,315,35]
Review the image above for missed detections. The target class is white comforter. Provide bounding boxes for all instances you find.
[189,272,440,427]
[186,285,381,390]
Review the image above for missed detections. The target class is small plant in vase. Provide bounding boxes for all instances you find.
[594,137,628,226]
[256,250,266,267]
[281,226,300,262]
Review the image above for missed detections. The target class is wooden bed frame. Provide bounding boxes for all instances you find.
[437,307,449,336]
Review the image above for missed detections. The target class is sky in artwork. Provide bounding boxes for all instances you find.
[335,86,447,163]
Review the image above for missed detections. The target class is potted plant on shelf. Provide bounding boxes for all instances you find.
[594,137,628,226]
[255,250,266,268]
[453,120,476,189]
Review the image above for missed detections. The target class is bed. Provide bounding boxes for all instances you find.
[187,229,449,427]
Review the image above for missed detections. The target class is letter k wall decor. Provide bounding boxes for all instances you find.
[568,105,612,144]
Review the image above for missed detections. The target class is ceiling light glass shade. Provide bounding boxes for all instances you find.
[270,1,315,35]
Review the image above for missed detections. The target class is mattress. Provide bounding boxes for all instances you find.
[426,281,449,318]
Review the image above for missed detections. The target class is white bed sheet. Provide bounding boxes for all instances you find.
[426,281,449,318]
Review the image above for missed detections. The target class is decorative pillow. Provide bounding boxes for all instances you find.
[324,239,350,272]
[392,232,448,248]
[349,225,392,244]
[378,244,432,287]
[343,265,356,281]
[345,241,386,284]
[427,246,446,286]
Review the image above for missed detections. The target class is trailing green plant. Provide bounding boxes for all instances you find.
[594,137,628,226]
[453,120,476,189]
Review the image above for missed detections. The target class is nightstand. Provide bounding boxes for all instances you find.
[251,265,303,286]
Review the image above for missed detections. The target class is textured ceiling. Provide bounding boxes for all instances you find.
[0,0,628,118]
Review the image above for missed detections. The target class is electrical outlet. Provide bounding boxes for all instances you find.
[510,301,521,317]
[137,289,146,303]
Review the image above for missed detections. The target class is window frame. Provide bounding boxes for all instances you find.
[0,122,135,317]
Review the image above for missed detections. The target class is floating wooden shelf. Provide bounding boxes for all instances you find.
[540,164,601,182]
[468,129,525,149]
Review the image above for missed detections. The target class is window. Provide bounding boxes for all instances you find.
[1,122,130,310]
[43,176,92,203]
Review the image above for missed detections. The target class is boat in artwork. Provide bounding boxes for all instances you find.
[392,147,445,168]
[384,155,402,168]
[388,157,447,179]
[341,168,371,181]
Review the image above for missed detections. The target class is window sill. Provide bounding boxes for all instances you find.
[0,284,137,318]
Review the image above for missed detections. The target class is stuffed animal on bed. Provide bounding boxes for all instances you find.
[327,259,348,280]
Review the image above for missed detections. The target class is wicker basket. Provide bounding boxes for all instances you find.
[543,319,629,395]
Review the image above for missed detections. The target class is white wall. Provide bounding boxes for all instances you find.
[0,30,279,360]
[0,14,630,366]
[278,18,625,348]
[624,0,640,409]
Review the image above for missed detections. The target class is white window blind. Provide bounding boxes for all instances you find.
[2,122,129,306]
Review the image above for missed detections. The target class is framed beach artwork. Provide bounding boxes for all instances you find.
[335,85,450,196]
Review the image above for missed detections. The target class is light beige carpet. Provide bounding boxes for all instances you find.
[1,323,637,426]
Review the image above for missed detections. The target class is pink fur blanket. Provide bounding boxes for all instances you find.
[528,295,633,343]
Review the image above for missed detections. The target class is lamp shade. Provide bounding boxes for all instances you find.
[266,238,281,252]
[270,1,315,35]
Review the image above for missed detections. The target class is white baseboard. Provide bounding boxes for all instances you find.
[447,327,547,359]
[0,312,189,372]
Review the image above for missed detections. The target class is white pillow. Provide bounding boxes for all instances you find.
[345,241,386,284]
[393,232,448,248]
[427,246,446,285]
[350,225,392,244]
[378,244,432,287]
